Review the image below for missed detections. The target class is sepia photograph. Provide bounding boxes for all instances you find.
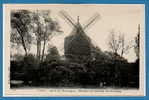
[3,4,145,96]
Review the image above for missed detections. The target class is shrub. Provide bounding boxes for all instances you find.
[22,54,38,85]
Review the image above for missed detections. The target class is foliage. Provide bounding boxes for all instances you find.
[10,55,139,88]
[134,25,140,59]
[11,10,63,62]
[45,45,60,62]
[11,10,32,55]
[30,10,62,62]
[11,53,24,61]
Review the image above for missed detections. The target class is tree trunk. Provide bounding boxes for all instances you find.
[21,35,28,56]
[41,38,46,62]
[36,23,42,62]
[16,27,28,56]
[37,39,41,62]
[120,49,124,58]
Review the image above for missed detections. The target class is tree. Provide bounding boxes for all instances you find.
[45,45,60,61]
[107,29,132,86]
[107,29,131,58]
[108,30,121,56]
[119,33,132,57]
[11,10,32,55]
[30,10,62,62]
[134,24,140,59]
[41,14,62,62]
[30,10,43,62]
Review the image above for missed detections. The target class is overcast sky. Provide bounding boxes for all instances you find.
[8,4,145,62]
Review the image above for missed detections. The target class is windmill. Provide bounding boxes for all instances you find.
[59,10,100,62]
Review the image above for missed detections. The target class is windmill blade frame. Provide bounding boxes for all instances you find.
[59,10,77,28]
[83,13,100,30]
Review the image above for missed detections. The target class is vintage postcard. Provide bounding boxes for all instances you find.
[3,4,145,96]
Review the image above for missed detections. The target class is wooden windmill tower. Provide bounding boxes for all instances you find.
[59,10,100,62]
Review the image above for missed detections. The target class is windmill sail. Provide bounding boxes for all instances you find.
[83,13,100,30]
[59,10,76,28]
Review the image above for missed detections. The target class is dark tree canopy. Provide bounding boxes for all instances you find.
[11,10,32,55]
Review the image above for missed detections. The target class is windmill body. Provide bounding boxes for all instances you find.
[59,11,100,62]
[64,23,92,62]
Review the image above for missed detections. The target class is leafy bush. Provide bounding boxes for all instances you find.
[22,54,38,85]
[10,53,139,88]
